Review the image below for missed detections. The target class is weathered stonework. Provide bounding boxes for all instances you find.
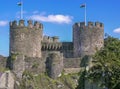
[10,54,46,79]
[12,54,25,79]
[73,22,104,57]
[42,36,59,43]
[8,20,104,81]
[10,20,43,58]
[46,52,63,79]
[24,57,46,74]
[0,55,6,68]
[0,71,14,89]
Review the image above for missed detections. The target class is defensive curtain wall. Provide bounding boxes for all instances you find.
[0,20,104,89]
[8,20,104,81]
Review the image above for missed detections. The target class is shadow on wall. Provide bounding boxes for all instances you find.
[80,55,90,67]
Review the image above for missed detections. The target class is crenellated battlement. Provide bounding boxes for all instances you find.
[73,22,104,29]
[42,42,62,51]
[8,18,105,80]
[10,20,43,29]
[42,36,59,43]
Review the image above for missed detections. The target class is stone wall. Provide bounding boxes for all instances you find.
[8,20,105,81]
[0,55,6,68]
[11,54,46,79]
[10,20,43,58]
[42,36,59,42]
[64,58,81,68]
[12,54,25,79]
[0,71,14,89]
[62,42,73,58]
[46,52,63,79]
[64,68,81,74]
[24,57,46,74]
[41,42,73,58]
[73,22,104,57]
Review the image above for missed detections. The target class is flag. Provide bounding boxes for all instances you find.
[80,4,85,8]
[17,2,22,6]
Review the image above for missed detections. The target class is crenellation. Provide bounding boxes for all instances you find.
[42,36,59,42]
[11,20,17,28]
[8,19,104,80]
[34,21,39,29]
[27,20,33,24]
[10,20,43,29]
[41,42,62,51]
[27,20,33,28]
[73,22,104,29]
[53,36,59,42]
[77,23,81,27]
[80,22,85,28]
[48,36,53,42]
[73,23,80,29]
[39,23,43,29]
[95,22,104,28]
[9,22,12,27]
[100,22,104,28]
[95,22,100,27]
[88,22,94,28]
[19,20,25,27]
[33,21,43,29]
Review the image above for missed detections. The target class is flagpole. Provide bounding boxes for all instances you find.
[85,3,86,26]
[20,0,23,19]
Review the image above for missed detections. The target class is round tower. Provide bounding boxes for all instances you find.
[73,22,104,57]
[9,20,43,58]
[46,52,63,79]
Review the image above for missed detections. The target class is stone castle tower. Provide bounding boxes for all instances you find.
[8,19,104,80]
[73,22,104,57]
[9,20,43,58]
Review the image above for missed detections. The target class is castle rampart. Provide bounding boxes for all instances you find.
[73,22,104,28]
[8,20,104,80]
[10,20,43,29]
[10,20,43,58]
[42,42,62,51]
[73,22,104,57]
[42,36,59,43]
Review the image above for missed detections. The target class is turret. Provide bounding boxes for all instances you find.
[46,52,63,79]
[73,21,104,57]
[9,20,43,58]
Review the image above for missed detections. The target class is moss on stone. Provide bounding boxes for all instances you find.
[0,67,6,72]
[10,53,19,61]
[32,62,39,69]
[18,72,79,89]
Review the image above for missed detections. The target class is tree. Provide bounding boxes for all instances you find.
[87,36,120,89]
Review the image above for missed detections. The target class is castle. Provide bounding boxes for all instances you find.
[8,20,104,79]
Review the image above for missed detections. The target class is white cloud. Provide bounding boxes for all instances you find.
[32,11,46,16]
[113,28,120,34]
[29,14,73,24]
[0,21,8,26]
[32,11,39,14]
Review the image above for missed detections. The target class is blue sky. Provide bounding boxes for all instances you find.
[0,0,120,56]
